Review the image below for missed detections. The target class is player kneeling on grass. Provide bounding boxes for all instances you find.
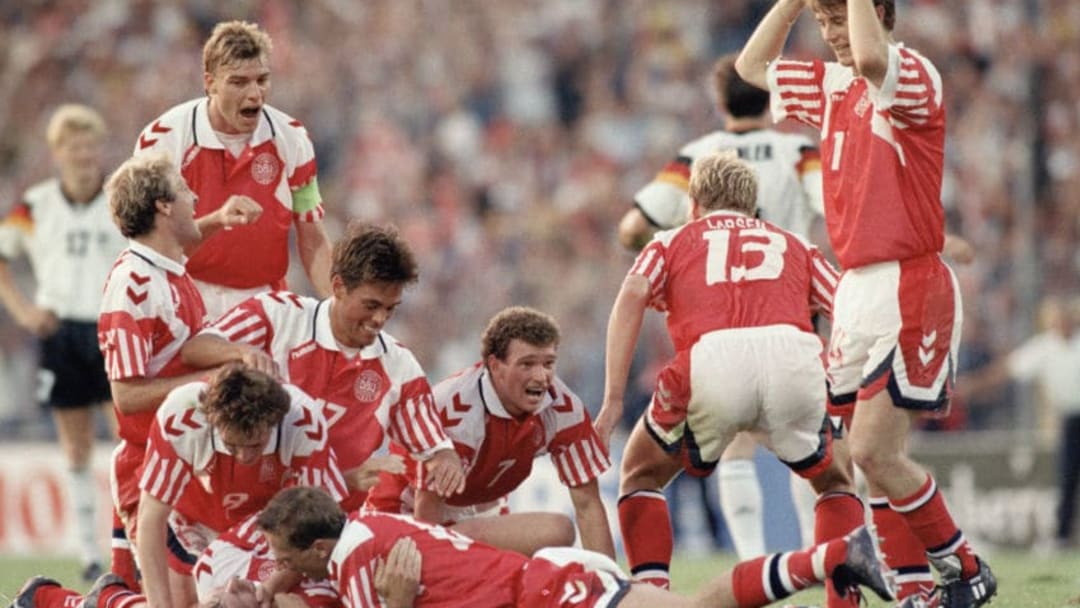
[257,486,893,608]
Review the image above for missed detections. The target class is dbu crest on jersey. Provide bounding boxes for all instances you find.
[256,559,276,582]
[354,369,383,402]
[251,152,280,186]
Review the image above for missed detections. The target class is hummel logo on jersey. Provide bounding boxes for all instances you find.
[138,120,171,149]
[126,286,148,305]
[553,394,574,414]
[129,271,151,286]
[437,394,470,429]
[559,580,589,604]
[917,330,937,367]
[163,409,203,437]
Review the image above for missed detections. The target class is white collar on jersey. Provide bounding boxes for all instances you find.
[478,366,555,420]
[700,209,753,220]
[194,98,276,151]
[315,298,387,359]
[127,240,187,276]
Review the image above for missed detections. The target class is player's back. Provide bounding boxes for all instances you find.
[636,128,821,237]
[331,513,526,608]
[637,211,833,351]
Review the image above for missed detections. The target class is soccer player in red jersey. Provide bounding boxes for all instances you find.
[133,20,331,319]
[736,1,996,606]
[366,306,615,558]
[180,222,466,512]
[597,153,864,599]
[257,486,893,608]
[97,154,252,589]
[616,53,827,562]
[138,365,347,608]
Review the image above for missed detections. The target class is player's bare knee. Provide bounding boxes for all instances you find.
[808,463,855,495]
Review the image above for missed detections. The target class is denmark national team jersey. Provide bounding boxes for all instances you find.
[201,292,453,476]
[97,241,207,443]
[767,43,946,269]
[367,363,610,513]
[0,179,126,321]
[140,381,348,535]
[631,210,838,352]
[194,514,339,608]
[133,98,325,290]
[634,128,823,238]
[330,513,626,608]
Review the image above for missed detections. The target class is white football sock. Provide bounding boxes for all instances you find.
[718,459,765,558]
[68,467,101,565]
[789,472,819,548]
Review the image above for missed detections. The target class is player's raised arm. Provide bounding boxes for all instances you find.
[848,0,890,86]
[735,0,805,88]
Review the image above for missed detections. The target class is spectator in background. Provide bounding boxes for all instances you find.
[961,295,1080,551]
[0,104,125,581]
[133,20,329,319]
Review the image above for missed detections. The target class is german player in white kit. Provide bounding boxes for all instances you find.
[737,1,996,606]
[366,306,615,558]
[0,104,125,580]
[133,20,329,319]
[598,153,866,604]
[614,54,826,564]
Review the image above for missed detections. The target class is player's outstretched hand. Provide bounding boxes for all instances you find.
[375,536,422,608]
[424,448,466,497]
[218,194,263,229]
[348,453,407,492]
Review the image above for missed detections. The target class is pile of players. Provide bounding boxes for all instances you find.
[2,1,998,607]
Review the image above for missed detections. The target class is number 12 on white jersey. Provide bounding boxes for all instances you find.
[704,227,787,285]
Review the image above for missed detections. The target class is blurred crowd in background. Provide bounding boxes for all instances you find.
[0,0,1076,438]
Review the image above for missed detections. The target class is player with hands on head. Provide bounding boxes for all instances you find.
[736,1,996,606]
[598,153,865,605]
[181,221,465,510]
[134,20,331,319]
[366,306,615,558]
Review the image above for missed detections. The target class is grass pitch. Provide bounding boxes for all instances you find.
[1,549,1077,606]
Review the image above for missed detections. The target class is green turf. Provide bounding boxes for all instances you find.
[2,549,1078,606]
[669,548,1080,607]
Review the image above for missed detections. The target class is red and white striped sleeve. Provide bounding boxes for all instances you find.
[98,265,161,380]
[387,377,453,460]
[139,414,195,506]
[767,58,827,130]
[550,424,611,488]
[202,294,278,350]
[628,240,669,311]
[808,246,840,320]
[878,46,944,127]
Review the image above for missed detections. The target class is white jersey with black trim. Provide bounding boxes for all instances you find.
[634,128,823,238]
[0,179,126,321]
